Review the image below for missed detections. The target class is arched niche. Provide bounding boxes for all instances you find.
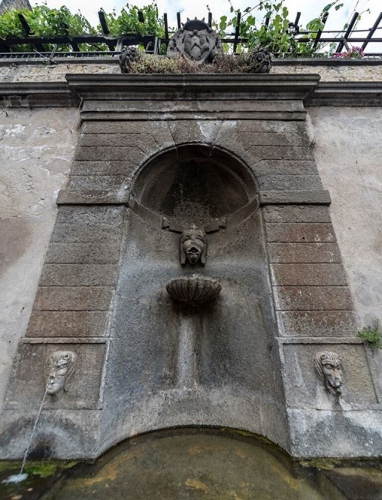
[100,143,286,453]
[131,144,258,225]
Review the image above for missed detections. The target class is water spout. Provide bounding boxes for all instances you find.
[2,388,48,484]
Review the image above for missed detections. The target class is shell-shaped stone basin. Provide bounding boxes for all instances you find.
[166,276,222,306]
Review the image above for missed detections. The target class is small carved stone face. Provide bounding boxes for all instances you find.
[181,225,207,265]
[314,351,343,397]
[45,351,76,396]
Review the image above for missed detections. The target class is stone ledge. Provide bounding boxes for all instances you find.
[0,82,80,107]
[1,79,382,108]
[260,190,331,205]
[66,73,321,101]
[277,337,362,344]
[56,189,332,206]
[306,82,382,106]
[274,58,382,66]
[23,337,108,343]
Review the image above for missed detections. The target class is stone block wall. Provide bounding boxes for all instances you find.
[0,74,382,459]
[0,107,79,412]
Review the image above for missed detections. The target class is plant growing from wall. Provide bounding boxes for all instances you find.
[357,320,382,348]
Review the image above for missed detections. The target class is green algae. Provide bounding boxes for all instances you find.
[0,460,77,477]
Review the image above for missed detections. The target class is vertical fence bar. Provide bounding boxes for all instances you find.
[164,13,169,46]
[313,12,329,49]
[233,11,241,53]
[336,11,359,52]
[362,12,382,50]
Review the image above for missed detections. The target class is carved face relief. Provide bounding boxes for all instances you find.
[45,351,76,396]
[180,225,207,265]
[314,351,343,397]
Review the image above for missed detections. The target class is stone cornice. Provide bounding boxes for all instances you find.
[306,82,382,106]
[65,74,321,101]
[0,82,79,107]
[1,77,382,108]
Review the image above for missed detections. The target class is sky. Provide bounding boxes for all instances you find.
[42,0,382,52]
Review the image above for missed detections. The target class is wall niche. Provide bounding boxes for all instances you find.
[101,144,287,450]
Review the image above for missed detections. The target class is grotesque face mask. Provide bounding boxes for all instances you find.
[45,351,76,396]
[314,351,343,397]
[180,225,207,265]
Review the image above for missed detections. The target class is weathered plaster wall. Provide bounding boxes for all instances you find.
[0,108,78,412]
[306,107,382,330]
[1,61,382,82]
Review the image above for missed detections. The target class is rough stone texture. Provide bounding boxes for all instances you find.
[27,311,108,337]
[271,263,347,286]
[97,207,288,456]
[1,61,382,83]
[277,311,357,337]
[273,63,382,82]
[5,343,106,410]
[266,222,336,242]
[263,205,331,223]
[288,408,382,457]
[274,285,353,311]
[1,75,382,461]
[263,204,357,341]
[268,243,342,263]
[0,409,101,459]
[0,108,78,415]
[307,107,382,329]
[0,64,120,83]
[282,343,378,408]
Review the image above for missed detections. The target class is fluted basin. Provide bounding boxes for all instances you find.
[166,276,222,306]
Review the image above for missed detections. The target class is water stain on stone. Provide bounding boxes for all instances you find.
[185,478,209,492]
[0,218,33,278]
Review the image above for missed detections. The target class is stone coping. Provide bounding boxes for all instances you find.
[1,56,381,66]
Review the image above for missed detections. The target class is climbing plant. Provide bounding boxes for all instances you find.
[215,0,346,56]
[0,3,96,51]
[98,3,165,37]
[0,0,364,57]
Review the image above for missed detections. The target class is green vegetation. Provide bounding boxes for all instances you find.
[127,50,270,74]
[0,3,96,51]
[0,0,366,57]
[98,3,164,37]
[0,460,77,476]
[215,0,345,56]
[357,320,382,348]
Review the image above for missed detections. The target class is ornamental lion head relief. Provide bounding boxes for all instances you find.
[167,18,222,64]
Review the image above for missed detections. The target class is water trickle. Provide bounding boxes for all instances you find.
[176,311,196,389]
[2,388,48,484]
